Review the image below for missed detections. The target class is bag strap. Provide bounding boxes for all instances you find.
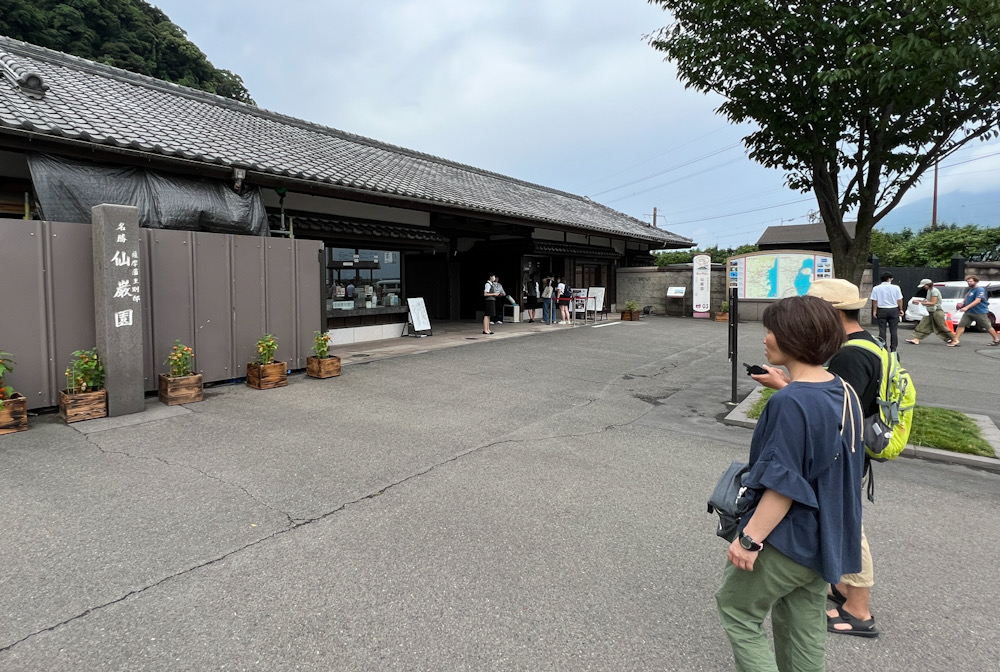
[840,378,860,452]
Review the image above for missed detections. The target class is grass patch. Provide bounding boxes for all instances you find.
[744,392,995,459]
[746,387,775,419]
[908,406,995,458]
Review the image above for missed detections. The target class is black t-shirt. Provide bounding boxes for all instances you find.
[828,330,881,417]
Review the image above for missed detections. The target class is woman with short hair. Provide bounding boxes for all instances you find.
[716,295,865,671]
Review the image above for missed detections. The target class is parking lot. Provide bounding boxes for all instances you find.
[1,316,998,671]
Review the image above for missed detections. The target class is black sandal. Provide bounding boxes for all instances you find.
[827,605,879,638]
[827,585,848,607]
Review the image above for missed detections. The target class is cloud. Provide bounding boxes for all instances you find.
[150,0,1000,247]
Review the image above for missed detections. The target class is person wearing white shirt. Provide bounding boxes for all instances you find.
[870,272,904,351]
[483,274,498,335]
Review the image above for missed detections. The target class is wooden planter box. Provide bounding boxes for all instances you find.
[621,310,640,321]
[0,393,28,435]
[715,312,730,322]
[158,373,204,405]
[59,389,108,423]
[307,356,341,379]
[246,361,288,390]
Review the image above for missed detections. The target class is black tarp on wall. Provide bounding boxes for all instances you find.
[27,153,267,235]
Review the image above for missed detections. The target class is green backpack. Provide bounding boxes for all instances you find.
[845,338,916,461]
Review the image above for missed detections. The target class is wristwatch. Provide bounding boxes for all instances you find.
[739,531,764,552]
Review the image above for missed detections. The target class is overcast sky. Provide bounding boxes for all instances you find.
[151,0,1000,248]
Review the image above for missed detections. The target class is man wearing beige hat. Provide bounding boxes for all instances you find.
[751,278,881,637]
[905,279,953,345]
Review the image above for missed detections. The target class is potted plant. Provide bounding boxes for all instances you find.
[59,348,107,423]
[306,330,341,379]
[158,339,204,405]
[715,301,731,322]
[246,333,287,390]
[0,350,27,435]
[621,299,640,321]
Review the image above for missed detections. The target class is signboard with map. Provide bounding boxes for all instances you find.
[727,251,834,300]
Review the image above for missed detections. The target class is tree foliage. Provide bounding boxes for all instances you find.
[647,0,1000,285]
[0,0,254,105]
[871,224,1000,267]
[655,243,758,265]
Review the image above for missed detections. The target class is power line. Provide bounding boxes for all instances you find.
[589,143,743,197]
[667,197,814,226]
[603,156,745,205]
[577,126,731,190]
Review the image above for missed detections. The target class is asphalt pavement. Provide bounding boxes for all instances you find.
[1,316,998,671]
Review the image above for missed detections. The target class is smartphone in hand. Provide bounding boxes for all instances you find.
[744,363,768,376]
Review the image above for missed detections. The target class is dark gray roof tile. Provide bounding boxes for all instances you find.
[0,36,691,247]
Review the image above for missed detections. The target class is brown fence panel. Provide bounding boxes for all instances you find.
[147,229,197,385]
[264,238,298,370]
[0,221,49,407]
[49,221,97,404]
[1,218,321,410]
[232,236,267,378]
[296,243,324,365]
[193,231,235,383]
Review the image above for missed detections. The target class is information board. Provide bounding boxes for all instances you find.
[727,251,834,300]
[406,297,431,334]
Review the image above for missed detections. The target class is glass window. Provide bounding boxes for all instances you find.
[325,246,403,308]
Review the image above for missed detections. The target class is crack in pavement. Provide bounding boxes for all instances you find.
[0,428,543,654]
[85,434,297,528]
[2,342,718,654]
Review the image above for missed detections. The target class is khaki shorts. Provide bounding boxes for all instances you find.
[840,524,874,588]
[958,312,993,330]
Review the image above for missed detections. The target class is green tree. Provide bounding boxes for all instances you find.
[647,0,1000,285]
[0,0,254,105]
[655,243,758,265]
[871,224,1000,266]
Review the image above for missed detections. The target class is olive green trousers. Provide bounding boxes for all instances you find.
[715,545,828,672]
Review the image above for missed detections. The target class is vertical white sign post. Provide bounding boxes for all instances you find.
[692,254,712,317]
[93,204,145,416]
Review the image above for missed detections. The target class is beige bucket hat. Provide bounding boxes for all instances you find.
[806,278,869,310]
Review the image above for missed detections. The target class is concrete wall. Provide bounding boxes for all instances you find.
[618,261,1000,322]
[617,264,727,316]
[617,263,877,326]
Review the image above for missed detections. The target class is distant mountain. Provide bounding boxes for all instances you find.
[878,190,1000,232]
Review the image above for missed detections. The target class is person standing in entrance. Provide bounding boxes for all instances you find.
[870,272,903,351]
[541,277,554,324]
[525,273,539,323]
[483,274,498,335]
[555,278,572,324]
[905,279,953,346]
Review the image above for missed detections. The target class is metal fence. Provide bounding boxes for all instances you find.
[1,220,322,410]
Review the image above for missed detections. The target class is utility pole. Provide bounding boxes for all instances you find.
[652,207,657,228]
[931,161,939,229]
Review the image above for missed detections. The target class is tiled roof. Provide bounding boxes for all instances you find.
[267,213,449,246]
[757,221,857,246]
[0,36,692,248]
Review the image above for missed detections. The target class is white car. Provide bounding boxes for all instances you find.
[905,281,1000,331]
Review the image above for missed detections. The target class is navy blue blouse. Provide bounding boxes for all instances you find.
[741,377,865,584]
